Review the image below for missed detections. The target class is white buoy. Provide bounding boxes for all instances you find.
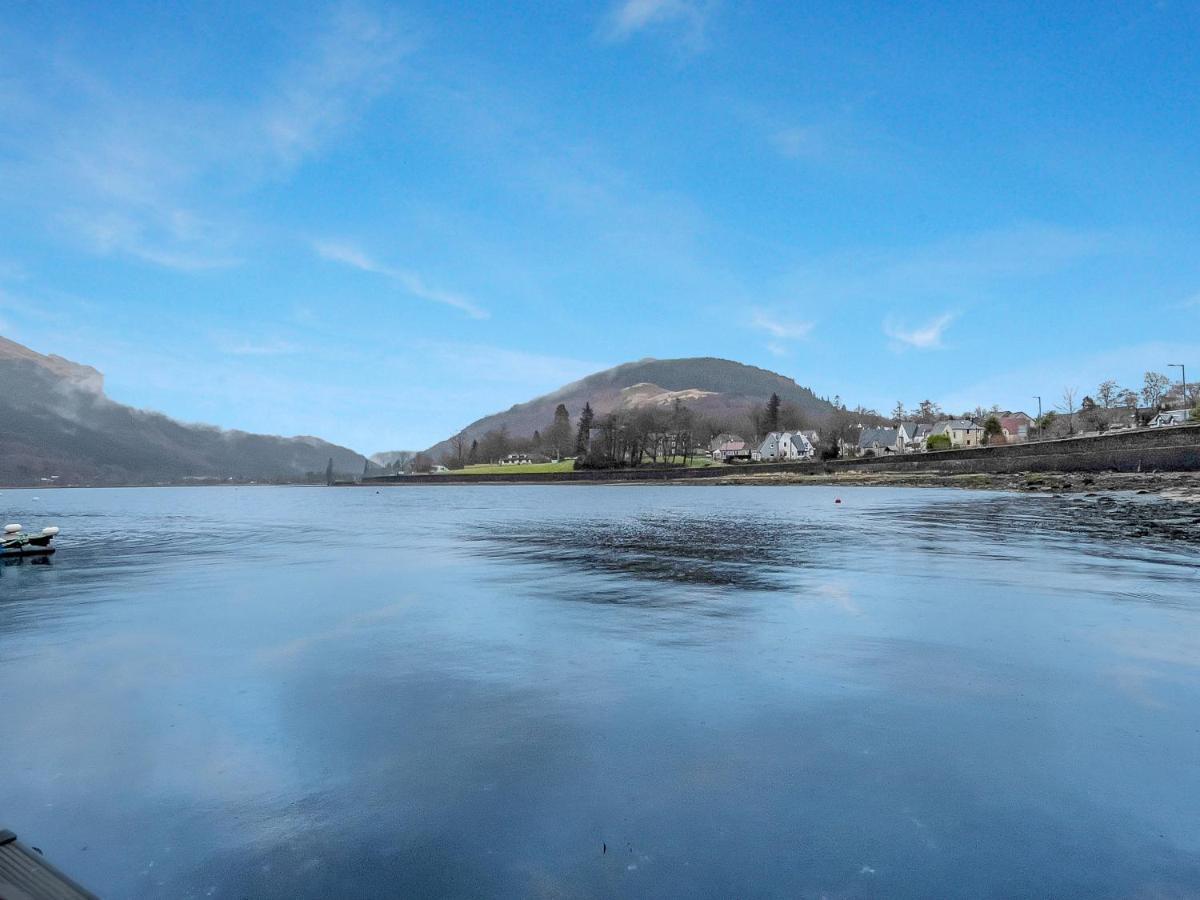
[4,524,21,534]
[42,526,60,536]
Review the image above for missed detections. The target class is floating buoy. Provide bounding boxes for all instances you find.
[835,498,842,504]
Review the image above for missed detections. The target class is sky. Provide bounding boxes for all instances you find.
[1,0,1198,452]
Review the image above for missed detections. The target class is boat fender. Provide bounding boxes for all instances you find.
[4,524,21,534]
[42,526,60,536]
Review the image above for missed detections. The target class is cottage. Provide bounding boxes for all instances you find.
[758,430,815,461]
[857,426,902,455]
[896,422,931,452]
[1149,409,1191,427]
[712,440,752,462]
[708,433,744,453]
[999,412,1034,443]
[933,419,984,448]
[430,464,449,473]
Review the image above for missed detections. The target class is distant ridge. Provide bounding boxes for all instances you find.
[417,356,838,460]
[0,335,367,486]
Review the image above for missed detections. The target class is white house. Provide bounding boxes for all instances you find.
[758,430,815,461]
[1149,409,1191,427]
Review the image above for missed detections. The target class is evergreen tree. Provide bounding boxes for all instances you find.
[765,393,781,433]
[325,457,334,486]
[546,403,572,458]
[575,402,594,456]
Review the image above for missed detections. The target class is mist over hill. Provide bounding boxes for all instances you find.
[0,335,366,486]
[415,357,839,460]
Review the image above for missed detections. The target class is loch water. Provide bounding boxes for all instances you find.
[1,485,1198,898]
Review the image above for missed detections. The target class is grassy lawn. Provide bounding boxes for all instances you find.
[454,460,577,475]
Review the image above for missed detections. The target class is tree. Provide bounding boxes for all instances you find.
[1056,386,1078,435]
[916,399,943,423]
[982,416,1003,444]
[448,432,469,469]
[325,457,334,486]
[1080,395,1096,411]
[468,439,479,465]
[546,403,572,459]
[1142,371,1170,409]
[479,427,510,464]
[1096,380,1119,408]
[926,433,951,451]
[362,459,371,478]
[891,401,906,423]
[575,402,594,456]
[764,393,781,434]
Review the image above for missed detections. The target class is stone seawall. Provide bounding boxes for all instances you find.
[363,424,1200,485]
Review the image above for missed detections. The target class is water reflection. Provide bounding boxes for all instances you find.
[466,513,840,593]
[1,486,1199,898]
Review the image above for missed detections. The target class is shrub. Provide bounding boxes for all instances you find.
[926,434,951,451]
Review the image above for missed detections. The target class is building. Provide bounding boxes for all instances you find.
[430,464,449,473]
[999,412,1034,443]
[799,429,820,449]
[712,440,753,462]
[932,419,984,448]
[1149,409,1191,427]
[500,453,534,465]
[758,431,815,461]
[897,422,932,452]
[857,426,902,455]
[708,433,744,453]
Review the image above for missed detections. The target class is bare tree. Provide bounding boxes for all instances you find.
[1057,386,1078,435]
[891,401,906,423]
[1096,380,1119,408]
[1142,371,1170,409]
[448,432,469,469]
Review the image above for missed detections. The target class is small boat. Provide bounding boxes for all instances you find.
[1,523,60,558]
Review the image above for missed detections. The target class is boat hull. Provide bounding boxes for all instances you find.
[0,545,55,558]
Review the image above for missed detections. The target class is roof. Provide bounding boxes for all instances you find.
[716,440,748,452]
[938,418,982,431]
[858,427,899,448]
[999,416,1030,433]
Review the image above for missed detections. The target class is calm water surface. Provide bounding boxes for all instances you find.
[1,485,1198,898]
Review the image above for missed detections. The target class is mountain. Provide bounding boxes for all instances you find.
[417,357,840,460]
[0,335,366,486]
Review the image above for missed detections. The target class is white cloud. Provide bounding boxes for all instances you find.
[217,337,302,357]
[314,240,489,320]
[601,0,714,46]
[0,3,413,270]
[418,341,606,387]
[884,312,955,350]
[750,308,813,341]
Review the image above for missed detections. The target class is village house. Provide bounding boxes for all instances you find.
[897,422,932,452]
[712,439,753,462]
[999,412,1034,443]
[500,453,538,465]
[933,419,984,448]
[758,430,815,461]
[1149,409,1191,427]
[799,429,820,449]
[708,433,743,453]
[857,426,902,455]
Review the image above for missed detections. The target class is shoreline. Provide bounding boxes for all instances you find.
[701,469,1200,500]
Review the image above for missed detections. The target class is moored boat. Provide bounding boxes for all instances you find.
[1,523,60,558]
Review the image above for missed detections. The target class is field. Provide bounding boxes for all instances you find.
[454,460,578,475]
[450,456,719,475]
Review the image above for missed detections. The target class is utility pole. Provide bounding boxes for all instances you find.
[1033,396,1042,440]
[1168,363,1187,408]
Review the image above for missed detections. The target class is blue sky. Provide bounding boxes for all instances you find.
[1,0,1198,452]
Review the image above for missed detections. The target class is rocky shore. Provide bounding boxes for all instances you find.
[709,468,1200,500]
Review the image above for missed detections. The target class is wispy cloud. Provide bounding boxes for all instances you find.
[418,340,606,387]
[216,336,302,357]
[884,312,955,350]
[1,2,413,270]
[601,0,715,48]
[750,308,813,340]
[314,240,489,319]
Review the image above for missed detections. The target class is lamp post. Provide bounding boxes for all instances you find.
[1168,363,1187,409]
[1033,395,1042,440]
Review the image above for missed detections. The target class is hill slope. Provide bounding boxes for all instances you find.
[0,335,366,485]
[420,357,837,459]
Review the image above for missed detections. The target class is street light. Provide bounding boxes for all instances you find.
[1168,363,1187,408]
